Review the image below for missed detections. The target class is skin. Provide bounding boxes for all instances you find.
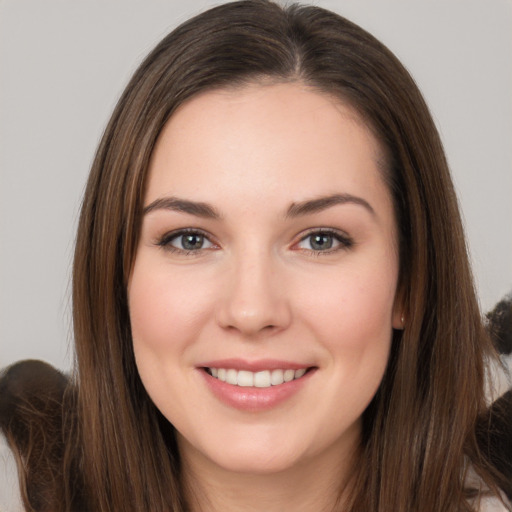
[128,82,402,511]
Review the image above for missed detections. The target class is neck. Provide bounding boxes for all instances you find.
[179,434,359,512]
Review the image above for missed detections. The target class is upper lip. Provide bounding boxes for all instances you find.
[198,358,315,372]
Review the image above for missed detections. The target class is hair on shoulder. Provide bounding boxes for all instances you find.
[0,360,86,511]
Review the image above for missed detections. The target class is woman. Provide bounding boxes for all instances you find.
[1,1,510,510]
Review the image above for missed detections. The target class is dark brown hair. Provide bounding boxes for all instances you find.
[3,1,509,510]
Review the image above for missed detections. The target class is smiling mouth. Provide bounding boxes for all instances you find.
[203,367,313,388]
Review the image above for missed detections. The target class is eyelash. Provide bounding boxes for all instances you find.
[155,228,354,255]
[156,228,217,255]
[293,228,354,255]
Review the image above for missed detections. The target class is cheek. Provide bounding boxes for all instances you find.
[284,257,397,453]
[300,265,398,345]
[127,260,216,421]
[128,260,214,353]
[295,250,398,405]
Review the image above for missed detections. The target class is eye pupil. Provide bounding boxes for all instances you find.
[182,234,204,250]
[310,234,333,250]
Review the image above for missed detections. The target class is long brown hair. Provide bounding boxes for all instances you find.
[4,1,508,510]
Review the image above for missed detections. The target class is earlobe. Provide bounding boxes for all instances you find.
[392,289,406,330]
[392,311,405,330]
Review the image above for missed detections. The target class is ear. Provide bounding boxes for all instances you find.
[392,287,405,330]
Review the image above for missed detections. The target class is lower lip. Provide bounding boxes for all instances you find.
[199,369,315,412]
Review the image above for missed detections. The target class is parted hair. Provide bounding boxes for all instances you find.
[1,1,509,511]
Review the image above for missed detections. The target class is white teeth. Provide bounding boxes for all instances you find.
[237,370,254,387]
[254,370,270,388]
[226,369,237,385]
[283,369,295,382]
[294,368,306,378]
[271,369,284,385]
[207,367,309,387]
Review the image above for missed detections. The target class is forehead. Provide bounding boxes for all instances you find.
[145,82,390,214]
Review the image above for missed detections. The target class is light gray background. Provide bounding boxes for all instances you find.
[1,0,511,371]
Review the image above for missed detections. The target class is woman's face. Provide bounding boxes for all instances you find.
[128,83,402,476]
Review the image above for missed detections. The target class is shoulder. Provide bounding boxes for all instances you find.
[478,494,512,512]
[483,293,512,498]
[0,359,69,457]
[466,465,512,512]
[0,433,23,512]
[486,292,512,401]
[0,360,71,511]
[0,359,69,431]
[0,358,68,404]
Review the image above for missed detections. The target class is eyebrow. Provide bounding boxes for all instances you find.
[286,193,375,218]
[143,193,375,220]
[143,196,221,219]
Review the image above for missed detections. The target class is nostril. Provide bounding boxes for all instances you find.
[215,291,292,335]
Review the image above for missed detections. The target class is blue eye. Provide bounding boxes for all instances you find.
[296,230,352,252]
[158,230,214,252]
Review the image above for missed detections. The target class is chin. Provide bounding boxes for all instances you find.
[210,447,305,475]
[178,427,312,475]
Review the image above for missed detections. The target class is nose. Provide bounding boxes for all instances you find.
[215,248,292,337]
